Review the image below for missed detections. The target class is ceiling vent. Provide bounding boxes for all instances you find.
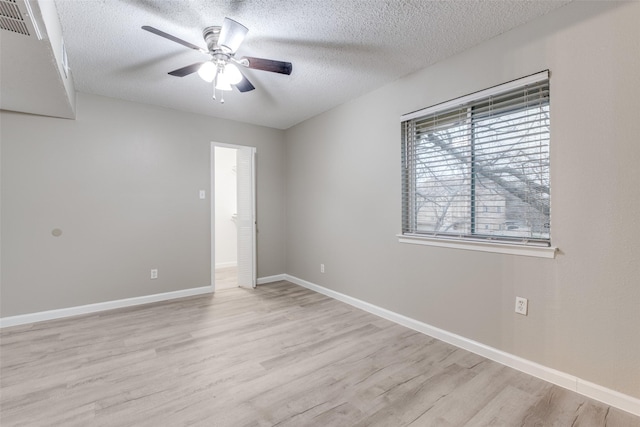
[0,0,30,36]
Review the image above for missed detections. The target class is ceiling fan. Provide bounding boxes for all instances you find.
[142,18,292,103]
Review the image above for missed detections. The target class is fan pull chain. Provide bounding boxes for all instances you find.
[212,74,224,104]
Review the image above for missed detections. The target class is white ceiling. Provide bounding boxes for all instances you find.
[52,0,572,130]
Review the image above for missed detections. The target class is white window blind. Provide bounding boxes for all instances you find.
[401,71,550,246]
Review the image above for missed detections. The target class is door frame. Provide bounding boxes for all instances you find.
[211,142,257,290]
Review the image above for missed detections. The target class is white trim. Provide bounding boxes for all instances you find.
[284,274,640,417]
[398,234,557,259]
[210,143,216,290]
[577,380,640,416]
[401,70,549,121]
[0,286,213,329]
[24,0,43,40]
[212,142,257,291]
[257,274,287,285]
[250,148,257,288]
[214,142,245,150]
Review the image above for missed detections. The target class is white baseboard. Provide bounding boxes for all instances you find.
[284,274,640,417]
[0,285,214,328]
[257,274,287,285]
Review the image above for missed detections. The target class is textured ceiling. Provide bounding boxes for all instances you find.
[53,0,571,129]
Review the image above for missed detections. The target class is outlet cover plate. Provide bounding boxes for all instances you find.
[515,297,528,315]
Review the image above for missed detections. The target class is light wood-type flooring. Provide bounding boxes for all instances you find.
[215,266,238,290]
[1,281,639,426]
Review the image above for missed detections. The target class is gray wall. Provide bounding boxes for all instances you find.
[1,92,286,317]
[284,1,640,399]
[1,0,638,402]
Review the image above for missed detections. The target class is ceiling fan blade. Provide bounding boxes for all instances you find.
[234,72,255,93]
[242,56,292,75]
[218,18,248,53]
[142,26,207,53]
[168,62,205,77]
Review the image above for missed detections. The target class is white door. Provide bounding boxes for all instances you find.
[235,145,256,288]
[212,143,256,290]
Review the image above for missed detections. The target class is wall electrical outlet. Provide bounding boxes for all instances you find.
[150,269,158,279]
[320,264,325,273]
[199,190,206,199]
[515,297,528,315]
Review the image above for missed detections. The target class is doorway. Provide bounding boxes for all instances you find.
[212,143,256,290]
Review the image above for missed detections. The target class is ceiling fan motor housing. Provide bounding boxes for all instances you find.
[203,26,221,52]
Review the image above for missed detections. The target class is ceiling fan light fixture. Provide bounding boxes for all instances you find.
[198,61,217,82]
[224,63,243,85]
[144,17,292,98]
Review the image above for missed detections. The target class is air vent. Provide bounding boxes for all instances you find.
[0,0,30,36]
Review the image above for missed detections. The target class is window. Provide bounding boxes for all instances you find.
[401,71,550,249]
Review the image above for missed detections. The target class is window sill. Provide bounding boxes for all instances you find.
[397,234,557,259]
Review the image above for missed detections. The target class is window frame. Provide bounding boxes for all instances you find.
[398,71,557,258]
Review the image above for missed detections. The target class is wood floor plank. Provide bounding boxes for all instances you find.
[215,266,238,290]
[1,280,638,426]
